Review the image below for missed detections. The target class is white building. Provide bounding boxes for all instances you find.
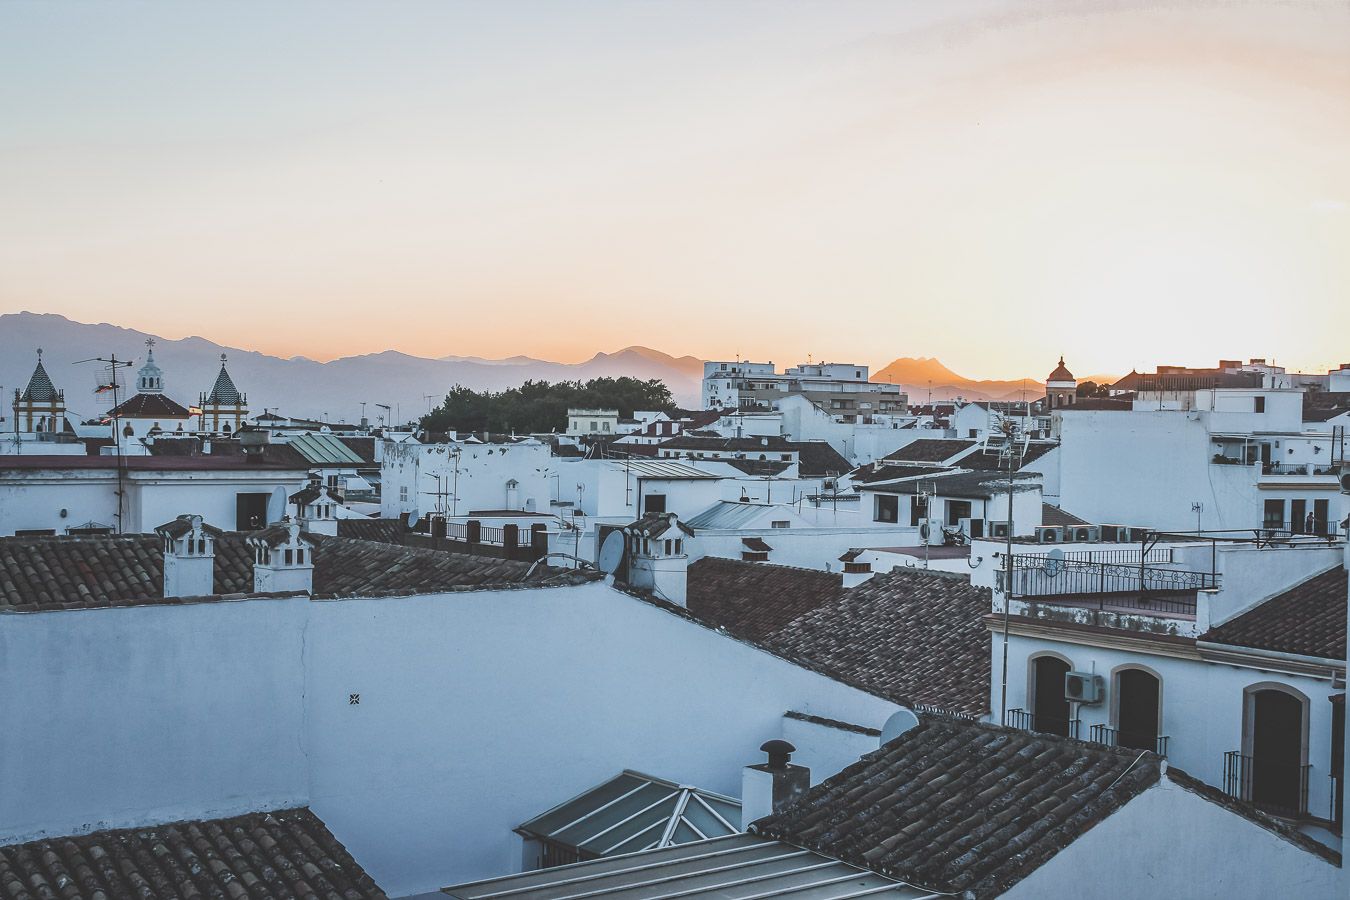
[566,408,620,436]
[702,359,905,416]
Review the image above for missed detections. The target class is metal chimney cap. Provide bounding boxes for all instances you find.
[760,739,796,770]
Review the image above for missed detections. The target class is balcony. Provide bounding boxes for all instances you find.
[1223,751,1311,818]
[1088,724,1169,757]
[1007,554,1216,618]
[1007,708,1080,739]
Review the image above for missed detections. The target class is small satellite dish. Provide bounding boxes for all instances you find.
[406,507,421,530]
[1043,547,1065,578]
[598,531,626,575]
[266,485,287,524]
[879,708,921,746]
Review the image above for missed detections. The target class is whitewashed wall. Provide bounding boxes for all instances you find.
[1006,777,1340,899]
[0,582,898,898]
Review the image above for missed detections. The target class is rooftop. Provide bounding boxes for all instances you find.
[1200,565,1346,661]
[0,531,593,612]
[685,557,842,643]
[766,569,992,716]
[684,501,791,531]
[442,833,925,899]
[516,770,741,857]
[882,439,976,464]
[752,716,1335,896]
[0,807,386,900]
[861,470,1041,499]
[608,459,720,480]
[106,392,192,420]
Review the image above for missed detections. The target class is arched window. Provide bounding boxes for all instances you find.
[1030,655,1072,736]
[1114,668,1162,752]
[1239,684,1309,816]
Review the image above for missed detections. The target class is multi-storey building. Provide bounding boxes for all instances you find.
[702,359,906,416]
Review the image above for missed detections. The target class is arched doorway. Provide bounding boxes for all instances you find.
[1248,688,1306,815]
[1116,669,1161,752]
[1031,656,1071,736]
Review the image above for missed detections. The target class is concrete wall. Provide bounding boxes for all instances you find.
[0,582,898,898]
[1007,777,1340,899]
[779,715,880,786]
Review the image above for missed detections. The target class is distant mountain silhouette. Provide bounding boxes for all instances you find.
[0,313,706,424]
[874,356,1118,402]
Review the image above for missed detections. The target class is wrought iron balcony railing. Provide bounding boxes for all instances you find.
[1088,724,1169,757]
[1223,751,1311,818]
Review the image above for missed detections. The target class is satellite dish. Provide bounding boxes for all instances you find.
[918,521,930,541]
[1043,547,1064,578]
[266,485,287,524]
[406,507,421,530]
[598,531,626,575]
[879,708,921,746]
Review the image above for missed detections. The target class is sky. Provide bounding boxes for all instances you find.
[1,1,1347,379]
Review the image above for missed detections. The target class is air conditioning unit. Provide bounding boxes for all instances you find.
[1098,524,1126,542]
[1071,525,1100,543]
[1064,671,1104,704]
[989,521,1011,538]
[1035,525,1063,544]
[1127,526,1151,543]
[967,518,985,539]
[926,518,945,545]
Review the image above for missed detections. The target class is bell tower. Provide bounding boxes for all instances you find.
[12,349,66,435]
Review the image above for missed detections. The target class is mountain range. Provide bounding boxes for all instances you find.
[0,312,1114,423]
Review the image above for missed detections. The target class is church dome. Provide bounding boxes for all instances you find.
[1047,356,1075,383]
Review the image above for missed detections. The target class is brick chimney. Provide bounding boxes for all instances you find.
[247,520,315,594]
[155,514,218,598]
[741,740,810,825]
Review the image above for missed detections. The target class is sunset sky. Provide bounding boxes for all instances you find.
[2,1,1347,379]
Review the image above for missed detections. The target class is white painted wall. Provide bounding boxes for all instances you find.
[1006,777,1340,899]
[779,716,880,786]
[993,631,1342,828]
[1,582,898,898]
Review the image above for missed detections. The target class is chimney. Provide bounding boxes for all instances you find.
[625,512,691,606]
[838,550,875,588]
[156,514,217,598]
[741,740,810,825]
[247,520,315,594]
[295,475,341,537]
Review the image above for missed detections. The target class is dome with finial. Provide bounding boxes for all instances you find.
[137,338,165,394]
[1047,356,1075,384]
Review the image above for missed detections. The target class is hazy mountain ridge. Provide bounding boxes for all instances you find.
[874,357,1118,403]
[0,313,706,423]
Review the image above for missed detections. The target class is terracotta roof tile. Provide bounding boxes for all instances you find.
[685,557,842,643]
[0,807,385,900]
[751,717,1163,897]
[766,569,991,716]
[1200,566,1346,661]
[883,439,976,464]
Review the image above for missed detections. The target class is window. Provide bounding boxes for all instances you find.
[770,520,790,529]
[673,539,683,554]
[663,539,672,555]
[968,429,979,438]
[1114,668,1162,752]
[1254,397,1266,413]
[946,499,972,526]
[400,486,409,503]
[875,494,899,523]
[602,421,611,431]
[643,493,666,514]
[780,454,791,461]
[910,495,928,526]
[1031,656,1072,736]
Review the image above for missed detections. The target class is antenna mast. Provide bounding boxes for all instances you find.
[74,353,135,534]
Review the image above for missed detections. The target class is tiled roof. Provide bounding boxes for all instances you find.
[685,557,842,643]
[657,435,793,452]
[290,484,343,505]
[0,532,592,611]
[1303,392,1350,423]
[0,807,386,900]
[846,463,939,485]
[862,470,1041,498]
[1200,566,1347,661]
[883,439,975,464]
[1041,503,1090,528]
[624,512,694,539]
[766,569,991,716]
[19,360,59,403]
[337,437,378,464]
[204,359,243,405]
[789,441,851,477]
[1111,370,1263,392]
[720,458,793,477]
[742,536,773,552]
[106,392,192,419]
[1060,398,1132,411]
[751,716,1163,897]
[959,442,1058,471]
[337,518,409,544]
[1047,356,1075,381]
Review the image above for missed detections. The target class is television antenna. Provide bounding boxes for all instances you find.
[73,352,135,533]
[996,416,1022,728]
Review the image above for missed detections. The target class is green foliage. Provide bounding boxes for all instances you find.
[420,377,675,434]
[1075,380,1109,398]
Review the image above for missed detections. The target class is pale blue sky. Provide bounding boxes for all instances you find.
[3,1,1347,376]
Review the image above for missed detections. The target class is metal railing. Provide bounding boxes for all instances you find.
[1089,724,1169,757]
[1008,555,1214,615]
[1259,520,1340,540]
[1007,708,1080,739]
[1059,548,1174,565]
[1223,751,1311,818]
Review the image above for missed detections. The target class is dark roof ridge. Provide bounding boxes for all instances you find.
[1163,766,1340,865]
[783,709,882,737]
[693,555,844,579]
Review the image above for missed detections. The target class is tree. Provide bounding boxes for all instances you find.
[420,377,675,434]
[1076,381,1108,399]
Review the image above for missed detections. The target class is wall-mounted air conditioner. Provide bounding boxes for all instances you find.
[989,521,1011,538]
[1071,525,1100,543]
[1098,524,1126,542]
[1035,525,1063,544]
[1064,671,1104,704]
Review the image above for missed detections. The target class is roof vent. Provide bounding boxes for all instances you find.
[760,739,795,771]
